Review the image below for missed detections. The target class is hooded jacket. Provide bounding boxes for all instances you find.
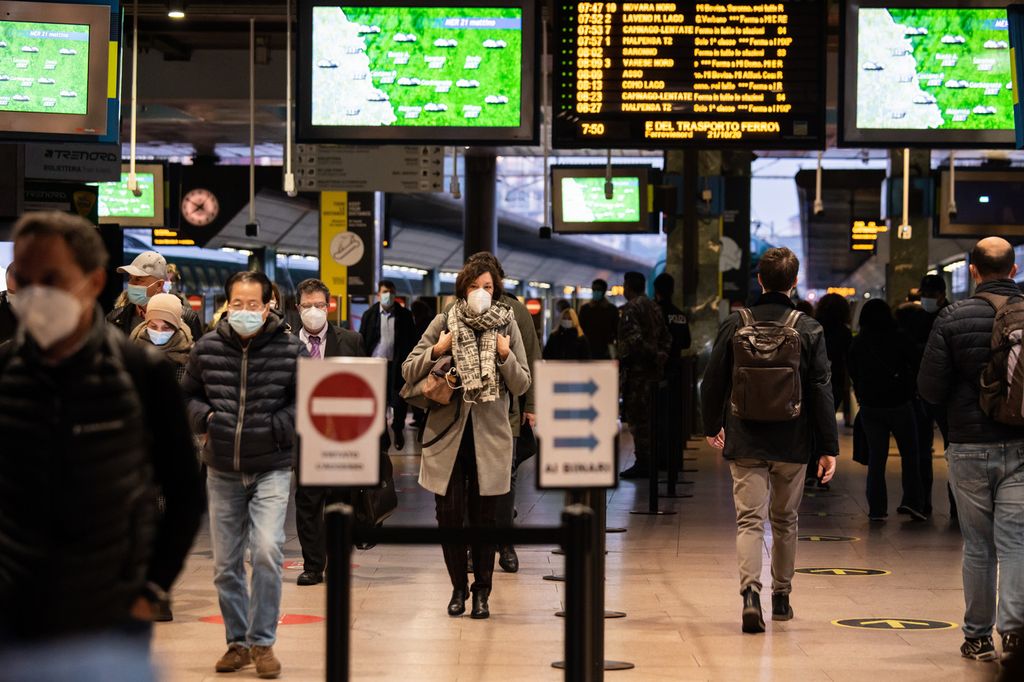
[918,279,1024,444]
[182,312,307,473]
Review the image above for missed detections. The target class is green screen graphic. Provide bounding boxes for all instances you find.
[857,8,1013,130]
[311,6,522,127]
[561,177,641,223]
[0,21,90,115]
[97,172,156,219]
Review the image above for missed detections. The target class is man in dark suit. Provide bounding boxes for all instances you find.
[292,278,364,586]
[360,280,416,451]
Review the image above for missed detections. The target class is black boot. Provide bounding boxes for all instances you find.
[447,589,468,617]
[498,546,519,573]
[742,587,765,634]
[771,592,793,621]
[470,588,490,619]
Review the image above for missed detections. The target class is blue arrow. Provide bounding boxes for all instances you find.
[554,380,598,395]
[553,435,599,450]
[554,407,598,422]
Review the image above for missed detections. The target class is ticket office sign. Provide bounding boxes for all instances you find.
[553,0,827,148]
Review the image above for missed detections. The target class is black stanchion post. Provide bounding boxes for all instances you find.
[561,504,594,682]
[591,489,635,674]
[662,371,694,498]
[325,502,355,682]
[631,382,677,516]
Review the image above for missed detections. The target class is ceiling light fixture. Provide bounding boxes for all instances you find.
[167,0,185,19]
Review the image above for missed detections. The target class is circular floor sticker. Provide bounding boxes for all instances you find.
[798,534,860,542]
[833,618,956,631]
[796,567,890,576]
[201,614,324,626]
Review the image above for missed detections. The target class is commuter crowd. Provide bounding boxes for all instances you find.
[0,211,1020,680]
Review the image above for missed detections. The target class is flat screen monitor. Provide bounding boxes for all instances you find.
[551,165,653,234]
[0,1,115,140]
[552,0,827,149]
[296,0,537,144]
[95,163,164,227]
[840,1,1016,148]
[937,170,1024,236]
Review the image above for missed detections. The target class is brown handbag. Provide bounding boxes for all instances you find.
[400,353,461,409]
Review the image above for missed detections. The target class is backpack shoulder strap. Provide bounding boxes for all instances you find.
[975,292,1012,312]
[737,308,755,327]
[782,309,802,329]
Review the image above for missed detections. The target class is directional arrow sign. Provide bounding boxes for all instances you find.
[554,407,599,421]
[536,361,618,489]
[796,568,890,577]
[833,618,957,631]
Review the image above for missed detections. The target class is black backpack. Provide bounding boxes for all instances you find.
[730,308,803,422]
[976,293,1024,426]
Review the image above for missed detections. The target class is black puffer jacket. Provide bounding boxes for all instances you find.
[919,279,1024,444]
[0,309,203,639]
[183,312,306,473]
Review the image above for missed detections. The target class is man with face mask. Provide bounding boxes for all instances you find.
[578,278,619,360]
[0,265,16,344]
[107,251,203,343]
[360,280,416,451]
[291,278,364,586]
[181,270,307,679]
[0,212,203,679]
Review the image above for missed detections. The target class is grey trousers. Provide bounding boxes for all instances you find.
[729,458,807,596]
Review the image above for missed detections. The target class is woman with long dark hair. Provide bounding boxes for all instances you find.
[402,256,531,619]
[848,299,926,521]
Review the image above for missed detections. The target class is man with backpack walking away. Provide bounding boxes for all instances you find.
[918,237,1024,667]
[701,247,838,634]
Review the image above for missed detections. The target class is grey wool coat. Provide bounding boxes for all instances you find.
[402,312,532,496]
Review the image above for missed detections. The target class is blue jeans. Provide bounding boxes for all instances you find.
[947,440,1024,639]
[207,468,292,648]
[0,622,153,681]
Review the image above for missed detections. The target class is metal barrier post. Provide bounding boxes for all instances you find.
[591,489,635,674]
[325,502,355,682]
[663,367,694,497]
[631,381,676,516]
[561,504,594,682]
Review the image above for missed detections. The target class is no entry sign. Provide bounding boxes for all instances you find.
[297,357,387,487]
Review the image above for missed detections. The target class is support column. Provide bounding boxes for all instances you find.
[248,246,277,280]
[463,147,498,261]
[886,149,930,308]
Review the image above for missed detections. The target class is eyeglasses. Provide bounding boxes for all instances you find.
[298,302,328,311]
[228,301,266,312]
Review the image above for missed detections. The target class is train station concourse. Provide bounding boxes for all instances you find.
[1,1,1024,682]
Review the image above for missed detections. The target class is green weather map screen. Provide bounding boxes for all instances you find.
[310,6,523,129]
[561,177,641,224]
[98,173,156,220]
[0,20,90,115]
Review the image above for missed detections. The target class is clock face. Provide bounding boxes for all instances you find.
[181,188,220,227]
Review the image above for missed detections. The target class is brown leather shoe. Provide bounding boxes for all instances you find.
[251,645,282,679]
[215,644,250,672]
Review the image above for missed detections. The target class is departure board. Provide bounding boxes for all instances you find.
[553,1,826,148]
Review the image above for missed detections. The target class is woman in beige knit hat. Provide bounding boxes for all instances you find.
[130,292,194,382]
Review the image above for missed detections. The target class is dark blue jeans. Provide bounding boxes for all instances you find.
[860,403,924,517]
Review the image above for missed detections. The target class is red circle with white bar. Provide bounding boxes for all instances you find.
[308,372,377,442]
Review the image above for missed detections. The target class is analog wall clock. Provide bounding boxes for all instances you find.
[181,188,220,227]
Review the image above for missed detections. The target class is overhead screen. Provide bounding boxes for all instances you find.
[937,170,1024,236]
[840,1,1016,147]
[0,1,119,142]
[552,0,827,149]
[94,163,164,227]
[551,165,654,234]
[296,0,537,144]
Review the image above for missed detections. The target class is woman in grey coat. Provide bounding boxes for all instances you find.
[402,257,531,619]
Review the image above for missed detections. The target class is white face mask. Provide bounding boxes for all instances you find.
[11,284,85,350]
[300,306,328,332]
[920,297,939,313]
[467,288,492,315]
[380,292,393,308]
[560,318,575,330]
[147,328,175,346]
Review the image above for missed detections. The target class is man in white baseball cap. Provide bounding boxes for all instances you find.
[107,250,203,341]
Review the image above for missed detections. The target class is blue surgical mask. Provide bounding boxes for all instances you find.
[380,292,393,308]
[127,284,151,307]
[148,328,175,346]
[228,310,266,337]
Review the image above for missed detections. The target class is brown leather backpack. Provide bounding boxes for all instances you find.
[729,308,803,422]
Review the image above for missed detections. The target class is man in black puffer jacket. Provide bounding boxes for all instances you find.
[919,237,1024,666]
[182,270,306,679]
[0,212,203,680]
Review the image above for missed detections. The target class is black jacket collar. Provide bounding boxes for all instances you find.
[754,291,796,308]
[976,279,1022,296]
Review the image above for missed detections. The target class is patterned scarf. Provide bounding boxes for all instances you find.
[449,299,513,403]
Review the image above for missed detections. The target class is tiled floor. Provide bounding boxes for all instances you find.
[153,427,1000,681]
